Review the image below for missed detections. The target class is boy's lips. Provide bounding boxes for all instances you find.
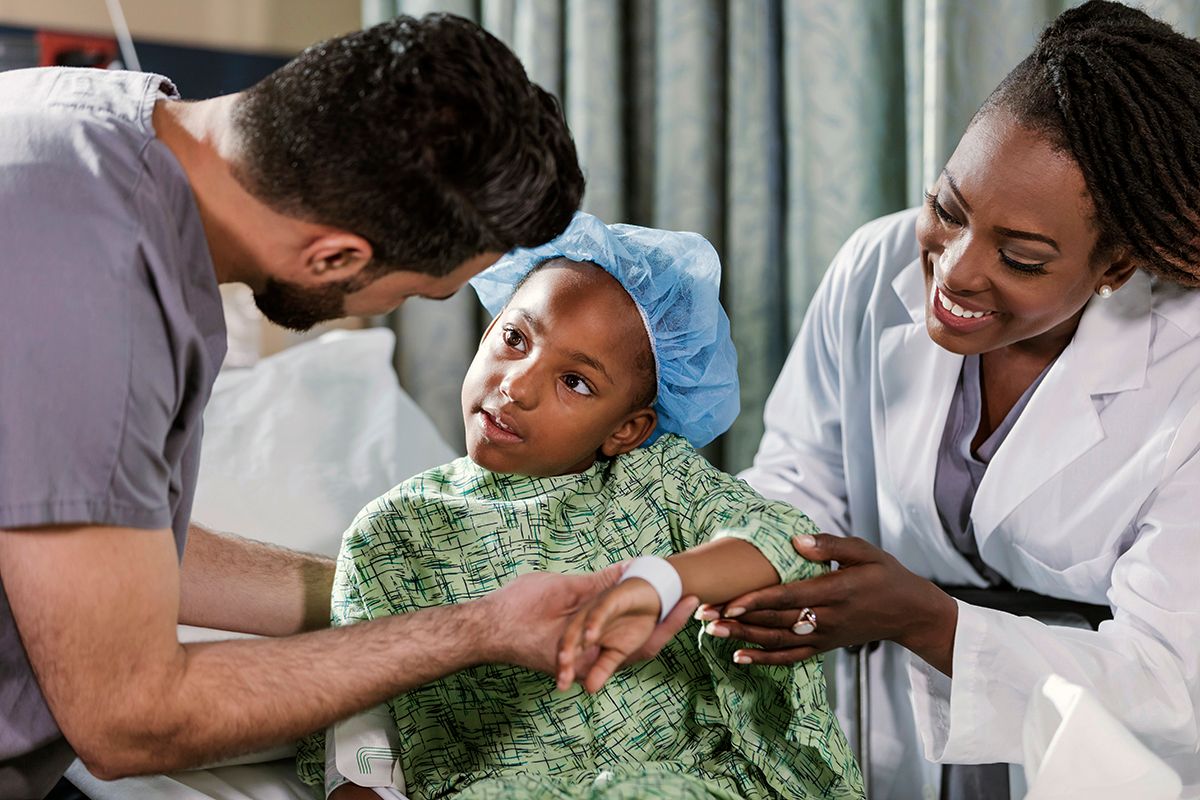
[479,409,523,442]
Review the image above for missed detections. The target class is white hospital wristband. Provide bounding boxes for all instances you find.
[619,556,682,623]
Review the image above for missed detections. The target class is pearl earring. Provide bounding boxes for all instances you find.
[1098,285,1114,298]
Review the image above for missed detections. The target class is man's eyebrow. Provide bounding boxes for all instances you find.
[944,169,1060,251]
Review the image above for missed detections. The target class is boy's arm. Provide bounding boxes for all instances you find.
[665,538,780,605]
[558,443,823,692]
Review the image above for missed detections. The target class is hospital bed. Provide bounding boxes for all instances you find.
[66,328,456,800]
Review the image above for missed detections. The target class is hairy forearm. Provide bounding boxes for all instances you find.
[4,525,609,781]
[668,539,779,605]
[100,600,491,778]
[180,523,334,635]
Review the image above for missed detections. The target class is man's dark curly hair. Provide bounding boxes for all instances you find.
[232,13,584,277]
[981,0,1200,287]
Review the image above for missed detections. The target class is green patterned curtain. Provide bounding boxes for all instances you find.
[365,0,1200,471]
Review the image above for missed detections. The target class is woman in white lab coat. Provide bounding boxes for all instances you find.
[703,3,1200,797]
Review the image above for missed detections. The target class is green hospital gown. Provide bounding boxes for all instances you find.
[296,434,863,800]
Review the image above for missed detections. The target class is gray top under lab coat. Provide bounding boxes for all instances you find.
[934,354,1053,587]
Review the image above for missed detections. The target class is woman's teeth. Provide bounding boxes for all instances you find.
[939,290,993,319]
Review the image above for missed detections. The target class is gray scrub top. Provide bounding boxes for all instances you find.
[934,354,1053,586]
[0,68,225,797]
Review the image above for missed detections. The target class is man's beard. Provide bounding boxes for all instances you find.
[252,276,357,332]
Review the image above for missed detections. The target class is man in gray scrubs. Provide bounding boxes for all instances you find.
[0,15,693,799]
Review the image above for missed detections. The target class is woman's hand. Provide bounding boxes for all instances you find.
[698,534,959,675]
[556,578,683,694]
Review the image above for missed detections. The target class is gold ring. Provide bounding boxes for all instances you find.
[792,607,817,635]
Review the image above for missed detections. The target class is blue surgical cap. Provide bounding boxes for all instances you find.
[470,212,739,449]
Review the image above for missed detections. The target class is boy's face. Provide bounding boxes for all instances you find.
[462,261,657,476]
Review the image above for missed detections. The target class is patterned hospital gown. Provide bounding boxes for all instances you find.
[296,434,863,799]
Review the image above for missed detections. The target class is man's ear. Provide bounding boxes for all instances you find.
[1097,245,1140,293]
[301,231,373,285]
[600,408,658,458]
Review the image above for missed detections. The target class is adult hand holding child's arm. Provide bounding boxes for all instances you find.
[557,538,777,692]
[490,562,697,676]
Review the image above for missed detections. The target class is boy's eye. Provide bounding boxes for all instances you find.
[563,374,593,396]
[501,324,526,351]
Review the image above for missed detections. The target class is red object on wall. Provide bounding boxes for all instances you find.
[36,31,119,68]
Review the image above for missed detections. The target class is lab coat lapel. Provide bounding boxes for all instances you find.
[878,262,974,581]
[972,271,1153,553]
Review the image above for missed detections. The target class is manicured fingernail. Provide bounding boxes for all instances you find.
[733,651,752,665]
[694,606,718,621]
[795,534,816,549]
[704,622,730,638]
[725,606,746,618]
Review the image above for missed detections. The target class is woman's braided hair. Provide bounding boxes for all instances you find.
[983,0,1200,287]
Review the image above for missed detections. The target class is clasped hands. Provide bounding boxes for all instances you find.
[552,534,959,692]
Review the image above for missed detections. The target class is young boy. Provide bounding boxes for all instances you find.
[296,213,863,799]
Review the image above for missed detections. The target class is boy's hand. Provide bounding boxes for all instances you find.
[555,578,664,694]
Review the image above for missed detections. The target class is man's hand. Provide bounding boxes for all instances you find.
[481,565,697,676]
[556,578,661,694]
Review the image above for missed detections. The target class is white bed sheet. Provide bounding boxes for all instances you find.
[65,757,312,800]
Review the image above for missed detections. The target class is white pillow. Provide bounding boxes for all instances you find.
[192,329,457,557]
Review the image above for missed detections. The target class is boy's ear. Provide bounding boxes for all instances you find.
[600,408,658,458]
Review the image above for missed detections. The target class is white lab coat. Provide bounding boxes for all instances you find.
[741,208,1200,799]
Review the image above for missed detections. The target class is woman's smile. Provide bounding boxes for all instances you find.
[929,285,999,333]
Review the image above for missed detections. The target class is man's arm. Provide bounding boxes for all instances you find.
[179,523,334,635]
[0,524,632,780]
